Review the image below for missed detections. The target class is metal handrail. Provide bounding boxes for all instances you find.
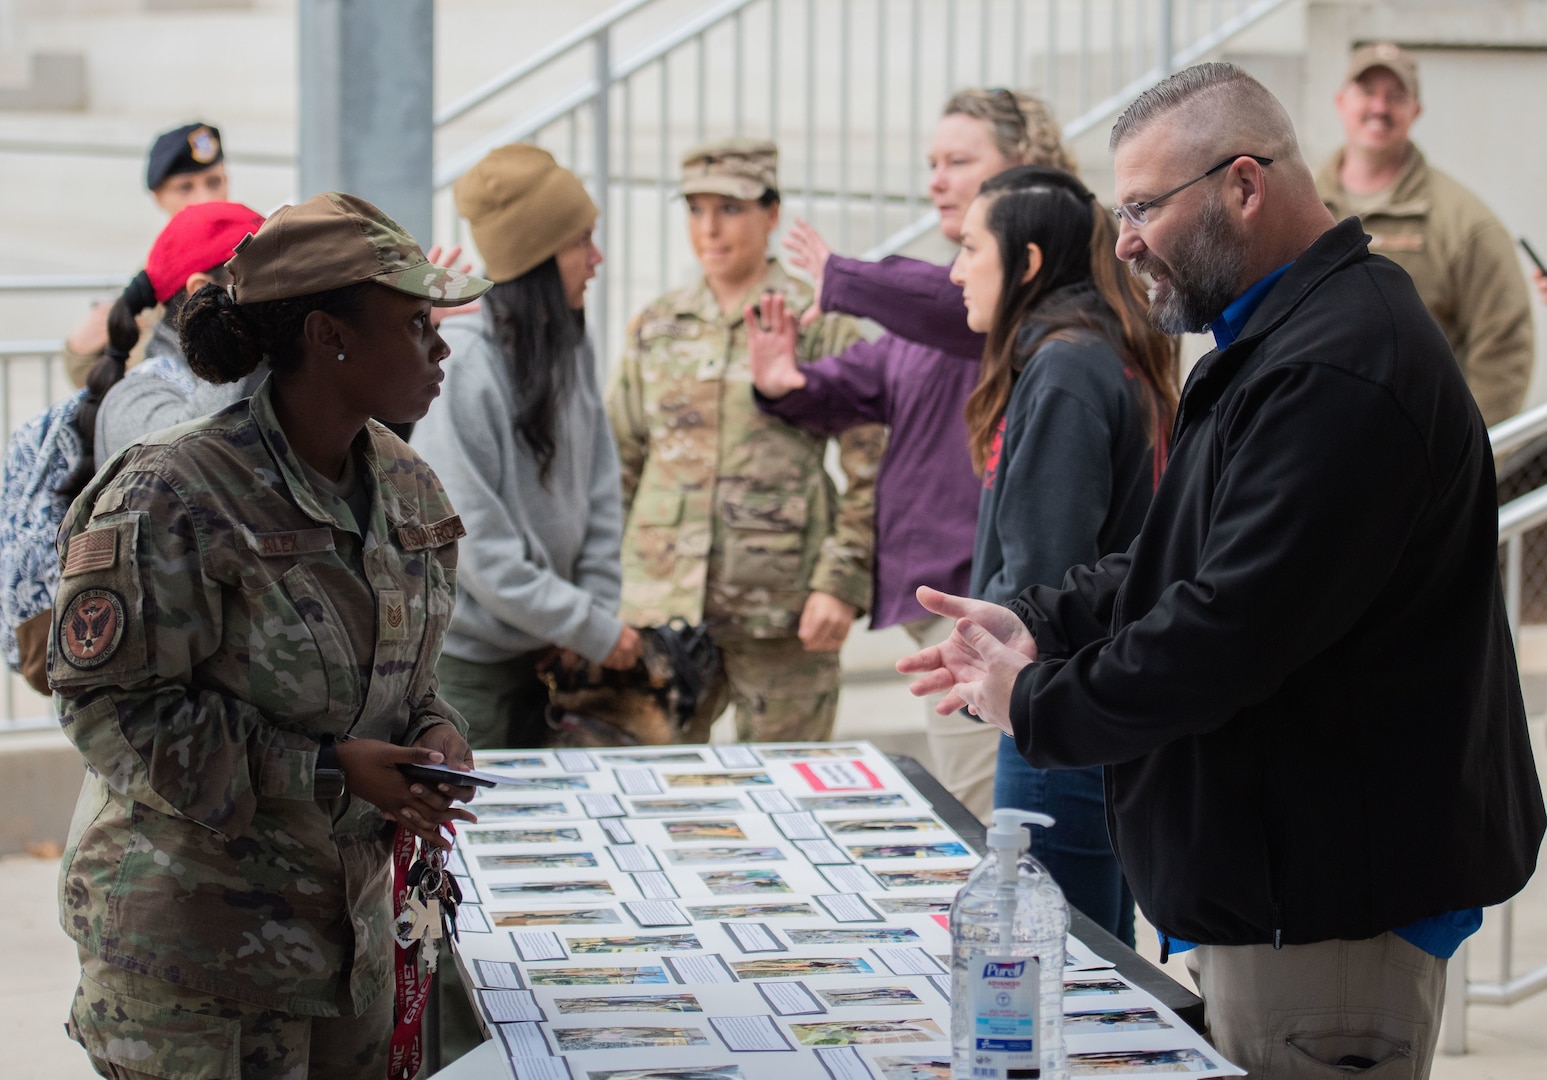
[0,136,294,166]
[433,0,761,190]
[0,339,66,358]
[434,0,657,127]
[1438,433,1547,1054]
[1489,397,1547,459]
[865,0,1295,260]
[0,275,123,294]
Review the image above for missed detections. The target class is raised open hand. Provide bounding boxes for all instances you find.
[744,292,806,400]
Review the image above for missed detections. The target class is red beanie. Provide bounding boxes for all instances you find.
[145,200,265,303]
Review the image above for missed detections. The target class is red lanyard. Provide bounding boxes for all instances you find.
[387,824,433,1080]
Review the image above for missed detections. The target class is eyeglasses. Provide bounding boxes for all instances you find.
[1112,154,1273,228]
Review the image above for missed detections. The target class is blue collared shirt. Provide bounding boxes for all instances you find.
[1158,260,1482,963]
[1209,262,1293,350]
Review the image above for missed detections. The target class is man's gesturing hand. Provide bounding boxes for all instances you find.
[896,586,1037,724]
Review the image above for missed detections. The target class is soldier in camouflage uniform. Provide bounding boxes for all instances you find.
[609,138,885,743]
[51,192,491,1079]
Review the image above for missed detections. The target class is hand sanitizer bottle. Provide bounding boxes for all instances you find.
[950,809,1068,1080]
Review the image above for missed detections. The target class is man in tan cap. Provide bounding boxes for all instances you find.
[1317,42,1533,427]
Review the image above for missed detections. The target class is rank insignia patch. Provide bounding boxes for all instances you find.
[379,589,407,641]
[58,588,127,670]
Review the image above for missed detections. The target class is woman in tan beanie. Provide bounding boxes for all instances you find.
[413,144,639,750]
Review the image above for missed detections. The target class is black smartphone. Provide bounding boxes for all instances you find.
[396,761,506,788]
[1520,237,1547,277]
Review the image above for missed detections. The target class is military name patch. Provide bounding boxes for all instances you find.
[640,319,700,342]
[246,527,336,558]
[379,589,407,641]
[62,530,118,578]
[58,588,127,670]
[1367,231,1424,254]
[397,515,466,551]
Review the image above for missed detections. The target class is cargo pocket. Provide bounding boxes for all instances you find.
[69,967,240,1079]
[719,492,808,589]
[240,563,354,723]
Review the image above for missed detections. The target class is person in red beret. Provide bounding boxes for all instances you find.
[87,200,266,470]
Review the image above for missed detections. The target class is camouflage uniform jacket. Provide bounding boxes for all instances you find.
[51,376,466,1017]
[608,259,885,638]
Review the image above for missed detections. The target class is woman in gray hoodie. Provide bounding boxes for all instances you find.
[413,144,640,749]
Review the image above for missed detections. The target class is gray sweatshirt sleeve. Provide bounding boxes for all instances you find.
[570,370,626,612]
[414,331,625,663]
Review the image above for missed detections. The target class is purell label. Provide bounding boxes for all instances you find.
[969,952,1040,1079]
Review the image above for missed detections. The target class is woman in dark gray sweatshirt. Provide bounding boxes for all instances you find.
[949,165,1178,944]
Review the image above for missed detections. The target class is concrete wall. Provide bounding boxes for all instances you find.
[0,729,84,855]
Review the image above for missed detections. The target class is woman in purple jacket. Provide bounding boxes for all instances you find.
[750,89,1073,823]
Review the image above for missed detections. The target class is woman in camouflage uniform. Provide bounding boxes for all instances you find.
[51,193,490,1079]
[608,137,885,743]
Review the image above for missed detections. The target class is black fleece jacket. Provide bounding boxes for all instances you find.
[1006,217,1545,947]
[970,287,1158,608]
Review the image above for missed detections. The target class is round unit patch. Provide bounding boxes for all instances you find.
[58,588,127,670]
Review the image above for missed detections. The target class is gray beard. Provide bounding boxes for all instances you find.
[1136,193,1247,335]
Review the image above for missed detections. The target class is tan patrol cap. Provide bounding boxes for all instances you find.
[229,191,492,307]
[1345,42,1420,99]
[680,137,778,201]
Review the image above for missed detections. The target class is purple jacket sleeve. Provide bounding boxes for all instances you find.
[822,254,985,359]
[756,335,892,435]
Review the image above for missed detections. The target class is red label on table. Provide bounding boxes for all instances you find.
[794,760,884,792]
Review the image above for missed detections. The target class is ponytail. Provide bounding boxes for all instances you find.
[68,270,158,491]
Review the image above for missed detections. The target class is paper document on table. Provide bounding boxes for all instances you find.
[506,1057,572,1080]
[709,1013,795,1051]
[513,931,567,962]
[474,959,525,990]
[663,952,737,984]
[715,745,762,768]
[480,988,545,1023]
[755,979,826,1016]
[614,767,663,795]
[495,1020,553,1058]
[814,1045,875,1080]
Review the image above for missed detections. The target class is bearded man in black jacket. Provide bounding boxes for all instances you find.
[900,62,1544,1079]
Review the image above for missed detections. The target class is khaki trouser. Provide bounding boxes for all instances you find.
[1184,933,1447,1079]
[703,634,842,742]
[70,949,394,1080]
[904,615,998,824]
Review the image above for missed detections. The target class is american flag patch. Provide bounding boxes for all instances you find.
[63,529,117,578]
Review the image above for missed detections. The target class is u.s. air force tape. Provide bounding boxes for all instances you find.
[57,588,128,670]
